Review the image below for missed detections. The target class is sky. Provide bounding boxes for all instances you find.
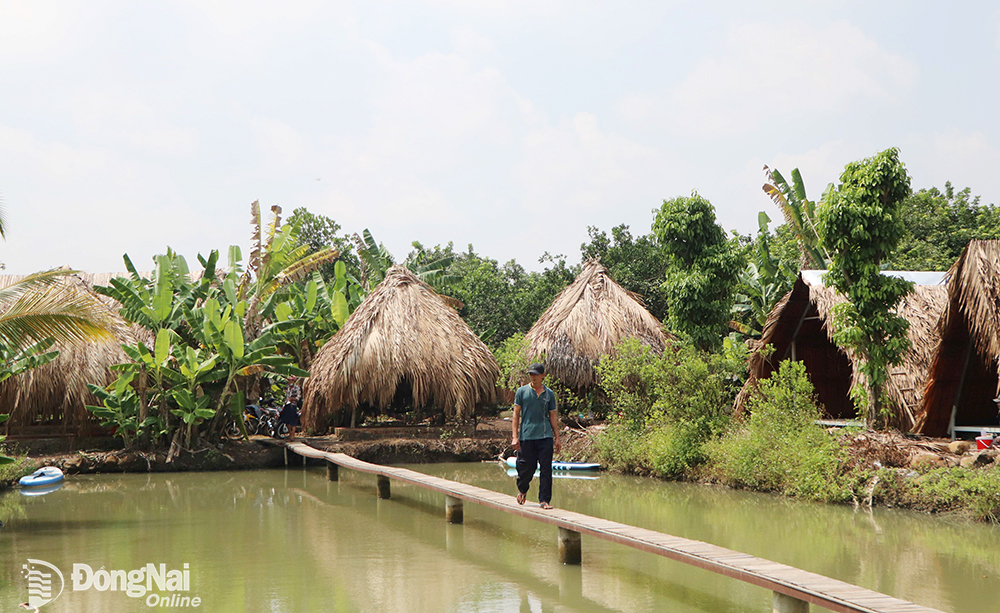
[1,1,999,274]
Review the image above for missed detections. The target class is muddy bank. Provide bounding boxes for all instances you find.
[312,437,510,464]
[1,433,515,490]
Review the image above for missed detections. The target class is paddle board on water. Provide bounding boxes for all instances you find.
[505,456,600,471]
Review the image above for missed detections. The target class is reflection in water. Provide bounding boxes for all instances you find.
[0,463,995,612]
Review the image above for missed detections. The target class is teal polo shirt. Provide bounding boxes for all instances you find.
[515,384,557,441]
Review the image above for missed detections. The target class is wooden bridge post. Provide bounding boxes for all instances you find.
[773,592,809,613]
[376,475,391,499]
[558,527,581,565]
[445,495,463,524]
[326,462,339,481]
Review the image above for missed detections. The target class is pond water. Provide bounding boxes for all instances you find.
[1,462,997,612]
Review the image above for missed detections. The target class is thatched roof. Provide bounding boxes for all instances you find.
[0,272,145,434]
[524,259,671,392]
[735,271,948,431]
[917,240,1000,436]
[303,266,499,429]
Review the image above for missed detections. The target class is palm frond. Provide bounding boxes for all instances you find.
[0,282,116,348]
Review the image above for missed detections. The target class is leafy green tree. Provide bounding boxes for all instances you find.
[653,192,742,351]
[818,147,913,427]
[393,244,577,347]
[580,225,669,321]
[887,182,1000,270]
[449,252,520,343]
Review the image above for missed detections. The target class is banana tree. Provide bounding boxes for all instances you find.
[731,212,797,337]
[193,293,308,437]
[86,371,147,449]
[238,202,339,340]
[762,166,831,269]
[272,264,356,368]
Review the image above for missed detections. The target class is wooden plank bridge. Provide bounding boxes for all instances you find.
[272,440,946,613]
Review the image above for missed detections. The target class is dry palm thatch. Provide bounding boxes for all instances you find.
[303,266,498,430]
[0,271,146,435]
[524,259,671,392]
[735,272,947,431]
[917,240,1000,436]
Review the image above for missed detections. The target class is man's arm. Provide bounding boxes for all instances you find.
[549,409,561,453]
[511,405,521,451]
[549,394,560,453]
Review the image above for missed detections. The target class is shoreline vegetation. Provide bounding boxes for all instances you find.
[589,349,1000,524]
[4,407,1000,524]
[4,157,1000,528]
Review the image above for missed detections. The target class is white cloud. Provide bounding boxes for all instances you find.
[515,112,665,213]
[643,20,919,138]
[71,91,200,157]
[251,117,309,171]
[902,130,1000,198]
[0,3,79,60]
[0,123,232,274]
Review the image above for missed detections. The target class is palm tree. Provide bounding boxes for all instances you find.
[0,269,116,354]
[0,268,117,463]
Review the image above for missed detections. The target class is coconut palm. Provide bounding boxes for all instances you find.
[0,268,117,463]
[0,269,116,353]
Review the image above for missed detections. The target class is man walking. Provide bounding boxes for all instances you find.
[512,362,561,509]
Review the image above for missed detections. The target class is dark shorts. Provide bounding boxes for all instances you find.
[278,404,301,426]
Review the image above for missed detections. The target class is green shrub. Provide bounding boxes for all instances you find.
[709,360,851,502]
[494,333,533,391]
[595,337,746,477]
[908,466,1000,522]
[0,449,35,485]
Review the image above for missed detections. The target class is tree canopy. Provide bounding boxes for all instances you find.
[653,192,741,351]
[818,147,913,425]
[580,224,669,322]
[887,182,1000,271]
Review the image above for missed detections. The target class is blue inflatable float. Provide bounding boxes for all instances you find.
[19,466,64,488]
[505,456,600,471]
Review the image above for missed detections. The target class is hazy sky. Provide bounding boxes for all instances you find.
[1,1,998,274]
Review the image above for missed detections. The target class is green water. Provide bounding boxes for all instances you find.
[0,463,996,612]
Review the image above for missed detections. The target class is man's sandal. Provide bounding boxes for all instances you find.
[539,502,553,510]
[516,492,526,505]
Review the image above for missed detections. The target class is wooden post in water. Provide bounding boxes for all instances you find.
[558,527,581,565]
[445,495,463,524]
[377,475,391,499]
[773,592,809,613]
[284,447,304,467]
[327,462,339,481]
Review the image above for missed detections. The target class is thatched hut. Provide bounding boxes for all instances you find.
[735,270,948,431]
[524,259,671,393]
[917,240,1000,438]
[0,272,144,437]
[303,266,499,430]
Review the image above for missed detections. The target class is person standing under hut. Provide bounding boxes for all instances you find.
[512,362,561,510]
[279,375,302,441]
